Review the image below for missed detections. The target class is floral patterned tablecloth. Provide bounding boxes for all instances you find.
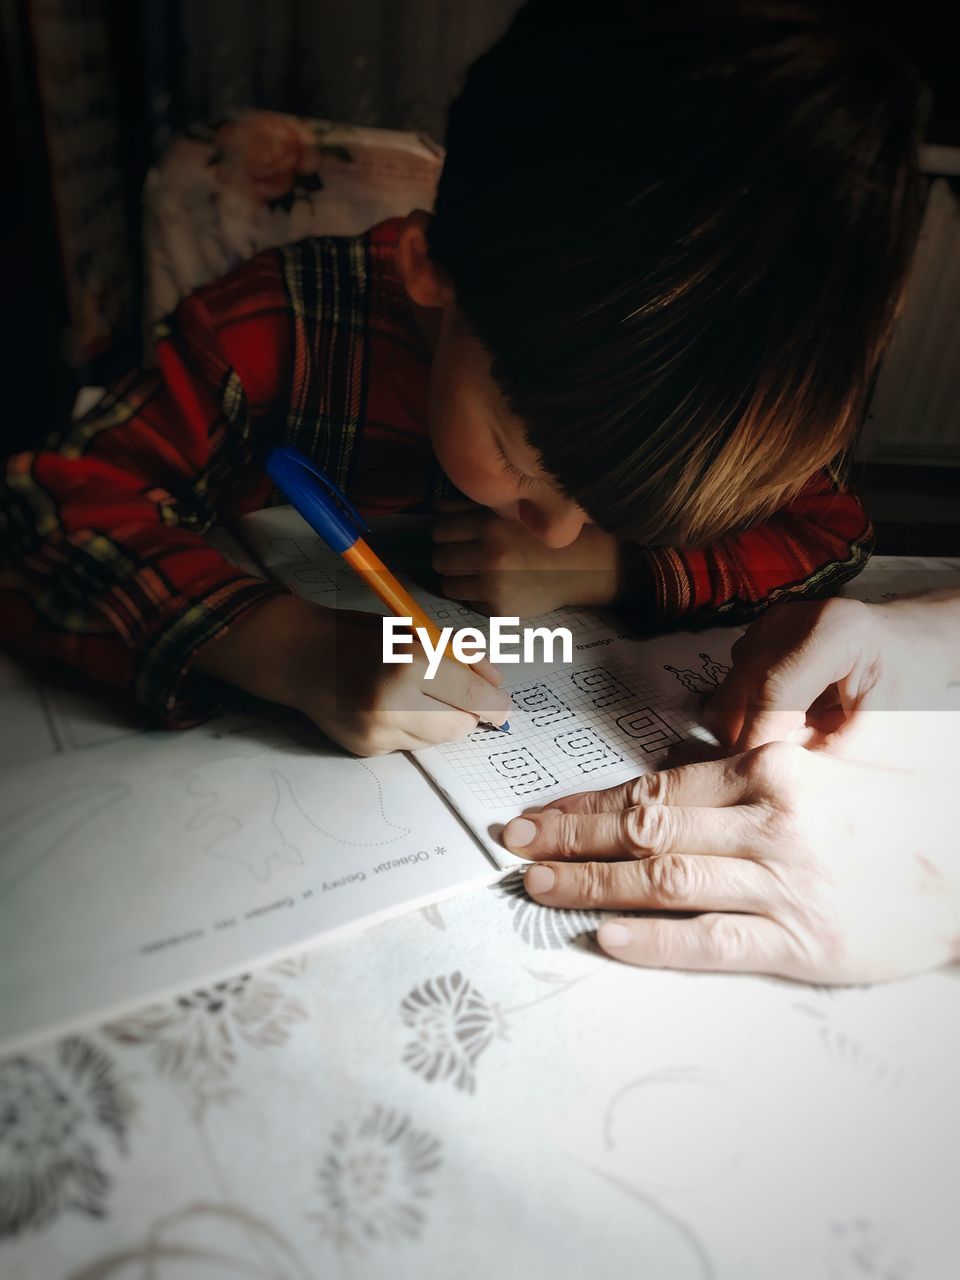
[3,559,960,1279]
[2,861,959,1280]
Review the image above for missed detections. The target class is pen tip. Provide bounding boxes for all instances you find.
[499,720,511,734]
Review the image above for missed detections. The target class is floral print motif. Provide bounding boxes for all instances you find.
[0,1037,132,1238]
[209,115,363,217]
[400,972,505,1094]
[145,112,442,327]
[102,961,308,1113]
[419,903,447,931]
[212,112,353,211]
[314,1106,441,1253]
[494,869,603,950]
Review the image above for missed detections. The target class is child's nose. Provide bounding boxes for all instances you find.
[518,499,586,549]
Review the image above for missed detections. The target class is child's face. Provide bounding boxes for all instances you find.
[397,211,589,550]
[426,307,589,549]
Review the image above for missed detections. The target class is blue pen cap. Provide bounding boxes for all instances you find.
[266,445,368,553]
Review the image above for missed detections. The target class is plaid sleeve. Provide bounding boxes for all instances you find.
[621,467,875,630]
[0,250,298,727]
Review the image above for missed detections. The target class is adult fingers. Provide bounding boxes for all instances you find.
[664,738,731,768]
[702,655,811,749]
[594,913,795,976]
[732,686,808,753]
[700,623,772,744]
[703,608,820,747]
[502,802,761,861]
[537,757,755,816]
[705,650,834,752]
[716,602,873,751]
[523,854,769,913]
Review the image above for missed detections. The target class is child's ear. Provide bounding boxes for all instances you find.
[396,210,454,310]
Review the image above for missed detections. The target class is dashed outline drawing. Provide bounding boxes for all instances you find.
[553,727,623,774]
[180,753,413,881]
[487,747,559,798]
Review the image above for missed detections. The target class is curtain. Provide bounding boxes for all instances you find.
[27,0,521,376]
[29,0,135,368]
[156,1,520,146]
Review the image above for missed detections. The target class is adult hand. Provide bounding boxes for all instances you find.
[704,594,960,760]
[501,742,958,983]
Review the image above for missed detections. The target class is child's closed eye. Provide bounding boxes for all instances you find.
[495,439,537,489]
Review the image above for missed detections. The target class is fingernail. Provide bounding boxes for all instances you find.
[503,816,537,848]
[598,922,631,949]
[525,864,556,894]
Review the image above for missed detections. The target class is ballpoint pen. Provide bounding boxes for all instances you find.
[266,444,510,732]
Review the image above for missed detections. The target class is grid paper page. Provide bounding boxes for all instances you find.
[415,629,739,868]
[436,655,695,808]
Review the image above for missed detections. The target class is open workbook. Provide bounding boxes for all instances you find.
[241,508,733,866]
[2,509,953,1052]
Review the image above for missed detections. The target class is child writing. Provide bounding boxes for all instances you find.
[1,0,923,755]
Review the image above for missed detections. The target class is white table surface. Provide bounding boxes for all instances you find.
[2,556,960,1280]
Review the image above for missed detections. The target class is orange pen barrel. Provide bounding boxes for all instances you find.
[343,534,509,729]
[342,538,447,651]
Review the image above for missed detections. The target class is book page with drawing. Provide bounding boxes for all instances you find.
[0,517,501,1050]
[239,508,741,867]
[0,683,496,1051]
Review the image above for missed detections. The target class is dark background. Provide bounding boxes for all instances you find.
[3,0,959,548]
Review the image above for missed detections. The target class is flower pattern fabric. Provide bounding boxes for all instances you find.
[314,1107,442,1253]
[145,111,442,329]
[102,962,308,1113]
[0,860,954,1276]
[493,869,605,950]
[399,972,505,1094]
[0,1038,132,1238]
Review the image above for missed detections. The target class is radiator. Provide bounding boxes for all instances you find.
[858,146,960,465]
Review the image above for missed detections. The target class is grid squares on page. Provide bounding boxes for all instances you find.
[436,657,694,808]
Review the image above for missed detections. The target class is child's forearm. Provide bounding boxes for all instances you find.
[193,594,333,710]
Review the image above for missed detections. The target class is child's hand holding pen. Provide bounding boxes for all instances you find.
[194,594,511,756]
[197,449,511,755]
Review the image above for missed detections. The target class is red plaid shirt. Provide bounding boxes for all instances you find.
[1,219,873,726]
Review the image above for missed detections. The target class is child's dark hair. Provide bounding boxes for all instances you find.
[428,0,926,546]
